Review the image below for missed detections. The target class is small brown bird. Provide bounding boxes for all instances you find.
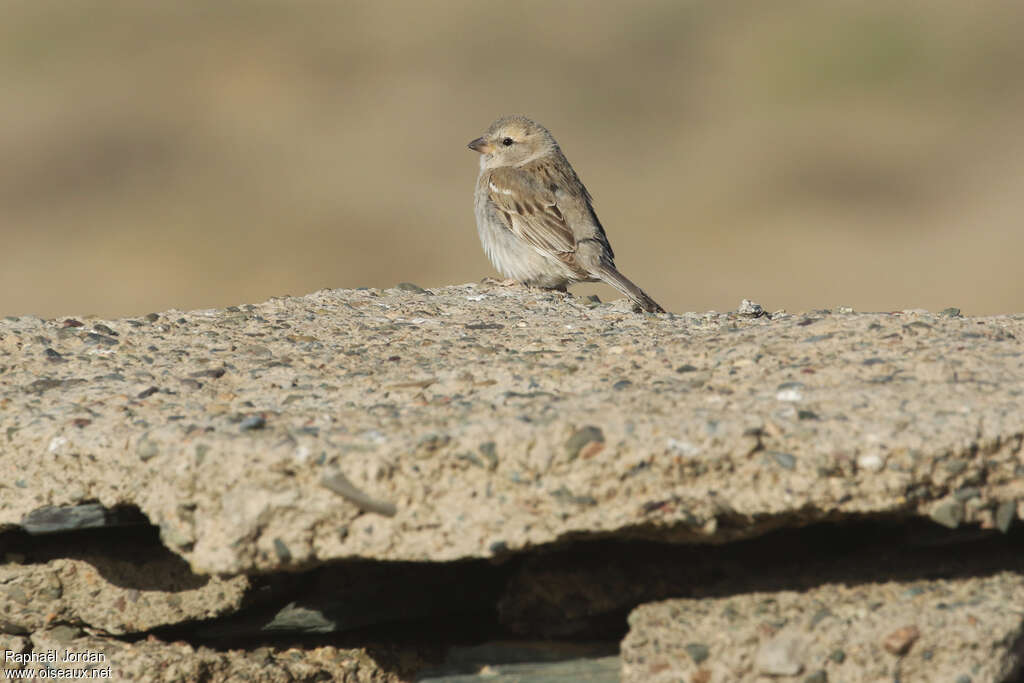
[468,114,665,313]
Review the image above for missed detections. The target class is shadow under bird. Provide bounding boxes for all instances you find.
[468,114,666,314]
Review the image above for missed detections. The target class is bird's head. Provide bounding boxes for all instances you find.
[468,114,558,169]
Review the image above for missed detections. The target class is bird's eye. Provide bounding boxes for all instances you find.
[502,137,514,146]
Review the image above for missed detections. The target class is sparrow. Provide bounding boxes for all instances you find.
[468,114,665,313]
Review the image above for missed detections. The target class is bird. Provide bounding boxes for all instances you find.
[468,114,666,314]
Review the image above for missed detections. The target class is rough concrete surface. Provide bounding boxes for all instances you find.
[622,572,1024,682]
[1,283,1023,680]
[15,631,399,682]
[0,555,247,635]
[4,284,1023,572]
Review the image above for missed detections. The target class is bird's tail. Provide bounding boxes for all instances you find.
[595,264,666,313]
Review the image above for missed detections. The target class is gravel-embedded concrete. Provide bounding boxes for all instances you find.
[2,284,1024,681]
[15,631,402,682]
[3,285,1023,574]
[622,572,1024,682]
[0,555,247,636]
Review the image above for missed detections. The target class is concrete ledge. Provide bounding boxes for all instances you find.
[2,284,1023,680]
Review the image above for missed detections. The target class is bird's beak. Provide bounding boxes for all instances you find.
[468,137,492,154]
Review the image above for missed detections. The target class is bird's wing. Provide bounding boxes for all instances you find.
[486,166,576,257]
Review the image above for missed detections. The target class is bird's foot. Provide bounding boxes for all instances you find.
[481,277,521,288]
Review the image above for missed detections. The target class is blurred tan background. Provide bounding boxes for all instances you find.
[3,0,1023,318]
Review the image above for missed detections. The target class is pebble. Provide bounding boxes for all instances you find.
[953,486,980,502]
[478,442,499,470]
[882,625,920,656]
[240,415,267,431]
[83,332,118,346]
[25,378,64,394]
[808,607,832,629]
[776,382,805,402]
[995,500,1016,533]
[137,386,159,399]
[857,453,884,472]
[551,487,597,507]
[667,438,699,457]
[738,299,765,317]
[320,470,397,517]
[273,538,292,562]
[396,282,428,294]
[930,501,964,529]
[755,634,804,675]
[768,451,796,470]
[776,388,803,402]
[4,586,28,605]
[943,459,969,474]
[190,367,226,379]
[137,439,159,461]
[565,426,604,460]
[47,625,83,644]
[684,642,709,664]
